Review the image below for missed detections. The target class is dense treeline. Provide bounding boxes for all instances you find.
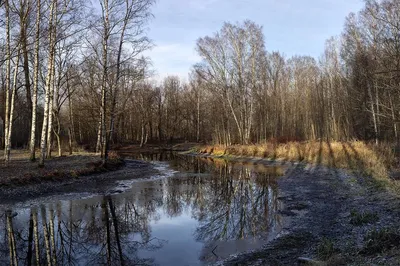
[183,0,400,145]
[1,0,400,166]
[0,0,154,166]
[91,0,400,146]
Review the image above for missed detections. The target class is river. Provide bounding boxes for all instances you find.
[0,153,285,265]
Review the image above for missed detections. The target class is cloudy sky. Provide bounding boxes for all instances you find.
[144,0,364,81]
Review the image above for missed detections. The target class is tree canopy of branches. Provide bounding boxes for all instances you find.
[0,0,154,166]
[1,0,400,167]
[127,0,400,145]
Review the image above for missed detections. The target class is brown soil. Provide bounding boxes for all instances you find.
[0,150,154,204]
[0,150,125,187]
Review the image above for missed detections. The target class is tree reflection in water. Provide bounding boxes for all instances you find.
[0,154,283,265]
[0,197,165,266]
[162,156,282,242]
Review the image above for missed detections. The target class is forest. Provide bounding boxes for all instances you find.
[1,0,400,166]
[3,1,400,265]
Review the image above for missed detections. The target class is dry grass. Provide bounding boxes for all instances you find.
[195,141,399,190]
[198,157,285,175]
[0,150,125,187]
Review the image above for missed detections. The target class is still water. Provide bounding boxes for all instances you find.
[0,153,284,266]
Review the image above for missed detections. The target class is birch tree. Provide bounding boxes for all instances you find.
[91,0,153,164]
[196,21,266,144]
[5,45,22,166]
[39,0,57,167]
[29,0,41,161]
[3,0,11,165]
[99,0,110,164]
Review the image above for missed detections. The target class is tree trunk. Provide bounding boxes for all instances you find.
[140,121,145,147]
[367,83,378,145]
[96,118,102,154]
[52,67,62,157]
[21,6,32,123]
[39,0,57,167]
[108,10,128,144]
[4,0,11,163]
[67,74,75,154]
[101,0,110,165]
[30,0,41,162]
[5,46,21,166]
[46,68,56,158]
[53,114,62,157]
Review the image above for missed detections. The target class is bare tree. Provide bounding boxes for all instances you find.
[29,0,41,161]
[39,0,58,167]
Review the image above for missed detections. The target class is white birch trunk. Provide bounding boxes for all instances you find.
[39,0,57,167]
[5,46,21,166]
[46,68,56,158]
[29,0,41,161]
[96,118,102,154]
[101,0,110,164]
[4,0,11,162]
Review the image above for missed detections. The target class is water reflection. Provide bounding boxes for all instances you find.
[0,154,283,265]
[0,198,163,266]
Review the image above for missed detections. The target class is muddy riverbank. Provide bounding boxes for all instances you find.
[0,158,157,204]
[1,150,400,265]
[206,158,400,265]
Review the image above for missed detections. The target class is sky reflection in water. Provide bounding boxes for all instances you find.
[0,153,284,265]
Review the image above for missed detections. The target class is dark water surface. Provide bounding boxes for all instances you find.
[0,153,284,266]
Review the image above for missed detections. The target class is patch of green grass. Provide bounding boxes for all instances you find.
[362,228,400,255]
[349,210,378,226]
[317,238,335,260]
[348,177,358,184]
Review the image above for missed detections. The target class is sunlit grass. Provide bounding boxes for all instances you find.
[195,141,399,191]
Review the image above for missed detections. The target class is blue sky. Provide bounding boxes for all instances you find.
[144,0,364,81]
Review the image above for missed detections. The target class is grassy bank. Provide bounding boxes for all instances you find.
[195,141,399,190]
[0,151,125,187]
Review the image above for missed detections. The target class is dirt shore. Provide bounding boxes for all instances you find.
[0,151,157,204]
[185,154,400,265]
